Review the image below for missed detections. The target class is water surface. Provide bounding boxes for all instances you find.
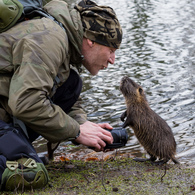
[81,0,195,164]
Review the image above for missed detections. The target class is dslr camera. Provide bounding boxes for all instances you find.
[104,127,128,149]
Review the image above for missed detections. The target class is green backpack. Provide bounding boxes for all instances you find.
[1,158,49,191]
[0,120,49,191]
[0,0,53,33]
[0,0,22,32]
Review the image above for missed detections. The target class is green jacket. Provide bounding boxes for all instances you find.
[0,0,87,142]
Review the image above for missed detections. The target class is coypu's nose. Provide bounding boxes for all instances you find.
[120,76,140,92]
[120,77,131,91]
[121,76,129,84]
[121,76,134,86]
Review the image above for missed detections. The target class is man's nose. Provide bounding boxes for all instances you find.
[108,52,115,64]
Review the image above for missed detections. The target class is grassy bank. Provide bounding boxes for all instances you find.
[2,157,195,195]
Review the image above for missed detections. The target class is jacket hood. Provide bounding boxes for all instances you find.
[44,0,84,71]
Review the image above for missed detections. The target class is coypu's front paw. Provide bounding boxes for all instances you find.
[120,110,127,121]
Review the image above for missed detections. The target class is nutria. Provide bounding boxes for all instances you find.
[120,76,179,165]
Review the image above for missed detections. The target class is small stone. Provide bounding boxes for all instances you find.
[113,187,119,192]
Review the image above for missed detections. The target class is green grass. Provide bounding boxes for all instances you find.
[1,158,195,195]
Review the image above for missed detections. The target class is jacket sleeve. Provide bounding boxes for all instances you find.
[8,20,80,143]
[67,97,87,125]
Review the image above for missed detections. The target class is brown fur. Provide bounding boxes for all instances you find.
[120,76,179,164]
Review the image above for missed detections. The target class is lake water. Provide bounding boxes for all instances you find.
[35,0,195,164]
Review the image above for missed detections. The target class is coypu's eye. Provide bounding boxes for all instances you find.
[138,88,143,94]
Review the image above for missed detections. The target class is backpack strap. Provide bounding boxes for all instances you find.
[31,9,66,31]
[18,6,66,32]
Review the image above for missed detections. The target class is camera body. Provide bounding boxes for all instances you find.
[104,127,128,149]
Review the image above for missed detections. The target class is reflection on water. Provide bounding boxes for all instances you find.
[35,0,195,164]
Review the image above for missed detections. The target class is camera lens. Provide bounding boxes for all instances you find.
[105,127,128,149]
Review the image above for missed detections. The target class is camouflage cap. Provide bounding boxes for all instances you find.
[74,0,122,49]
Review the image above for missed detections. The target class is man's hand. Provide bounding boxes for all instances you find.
[75,121,113,152]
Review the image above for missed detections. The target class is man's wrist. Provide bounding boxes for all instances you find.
[68,130,80,145]
[68,130,80,141]
[74,130,80,139]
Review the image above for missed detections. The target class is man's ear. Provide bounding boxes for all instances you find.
[87,39,95,47]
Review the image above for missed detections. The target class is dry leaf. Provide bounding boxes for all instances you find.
[60,156,70,161]
[85,157,99,161]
